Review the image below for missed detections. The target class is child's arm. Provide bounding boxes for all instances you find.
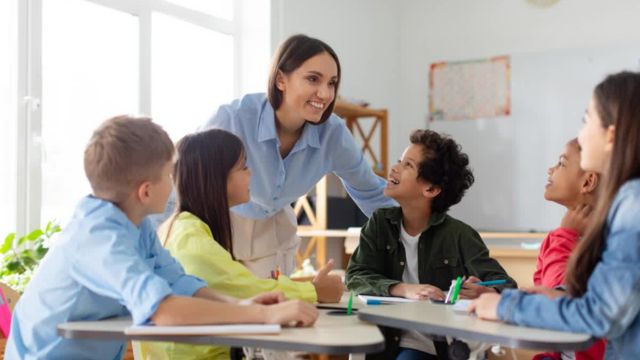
[388,283,445,301]
[458,228,517,298]
[165,222,320,302]
[345,213,400,296]
[151,295,318,327]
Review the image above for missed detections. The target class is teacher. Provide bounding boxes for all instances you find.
[203,34,395,277]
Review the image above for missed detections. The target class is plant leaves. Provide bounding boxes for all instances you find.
[27,229,44,241]
[0,233,16,253]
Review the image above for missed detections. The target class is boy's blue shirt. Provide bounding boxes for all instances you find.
[498,178,640,360]
[5,195,207,360]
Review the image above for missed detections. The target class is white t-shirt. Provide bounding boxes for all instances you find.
[398,222,436,355]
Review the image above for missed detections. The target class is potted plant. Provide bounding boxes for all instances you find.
[0,221,61,293]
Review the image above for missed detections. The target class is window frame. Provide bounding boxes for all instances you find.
[12,0,264,234]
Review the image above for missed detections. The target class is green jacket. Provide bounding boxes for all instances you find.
[346,207,516,359]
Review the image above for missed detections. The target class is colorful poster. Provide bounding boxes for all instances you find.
[429,56,511,121]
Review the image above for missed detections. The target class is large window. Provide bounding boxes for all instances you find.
[0,0,18,234]
[151,12,233,141]
[41,0,139,224]
[7,0,270,234]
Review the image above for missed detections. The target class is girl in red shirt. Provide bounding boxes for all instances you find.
[533,138,605,360]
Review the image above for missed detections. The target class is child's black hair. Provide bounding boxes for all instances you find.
[410,129,474,213]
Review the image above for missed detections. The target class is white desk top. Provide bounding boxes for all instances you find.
[57,309,384,355]
[358,302,593,351]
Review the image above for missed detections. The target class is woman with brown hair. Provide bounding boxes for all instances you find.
[202,34,395,277]
[470,71,640,359]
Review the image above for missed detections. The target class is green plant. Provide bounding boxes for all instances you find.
[0,221,61,293]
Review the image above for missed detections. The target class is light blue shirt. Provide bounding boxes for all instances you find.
[202,93,395,220]
[497,179,640,359]
[5,196,207,360]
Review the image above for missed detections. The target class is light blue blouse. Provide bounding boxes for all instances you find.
[5,195,206,360]
[203,93,396,220]
[497,179,640,359]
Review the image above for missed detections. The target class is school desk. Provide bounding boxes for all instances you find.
[358,302,592,352]
[57,309,384,355]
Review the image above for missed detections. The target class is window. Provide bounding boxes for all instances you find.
[151,12,233,141]
[7,0,270,234]
[0,0,17,234]
[41,0,139,224]
[164,0,233,20]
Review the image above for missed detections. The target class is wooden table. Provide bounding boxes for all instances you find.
[57,309,384,355]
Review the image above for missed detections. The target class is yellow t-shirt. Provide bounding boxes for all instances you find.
[135,211,316,360]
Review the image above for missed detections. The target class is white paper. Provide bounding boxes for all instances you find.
[125,323,281,336]
[452,299,473,313]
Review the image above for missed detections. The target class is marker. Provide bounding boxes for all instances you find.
[444,280,456,303]
[450,276,462,304]
[347,292,353,315]
[366,299,391,305]
[475,279,507,287]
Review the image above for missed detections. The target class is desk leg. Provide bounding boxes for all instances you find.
[348,354,365,360]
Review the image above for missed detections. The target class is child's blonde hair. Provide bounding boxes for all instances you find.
[84,115,174,203]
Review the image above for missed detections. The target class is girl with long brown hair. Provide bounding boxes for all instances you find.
[138,128,343,359]
[470,71,640,359]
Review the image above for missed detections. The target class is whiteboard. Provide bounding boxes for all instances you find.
[429,43,640,231]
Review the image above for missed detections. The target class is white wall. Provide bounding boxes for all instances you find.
[273,0,640,230]
[271,0,402,157]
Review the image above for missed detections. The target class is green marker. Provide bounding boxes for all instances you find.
[450,276,462,304]
[347,292,353,315]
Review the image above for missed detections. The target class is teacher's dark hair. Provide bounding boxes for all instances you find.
[169,129,244,255]
[566,71,640,296]
[267,34,341,124]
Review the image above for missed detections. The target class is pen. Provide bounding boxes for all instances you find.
[475,279,507,287]
[347,292,353,315]
[275,265,281,280]
[450,276,462,304]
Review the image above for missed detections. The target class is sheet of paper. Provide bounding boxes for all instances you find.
[125,323,281,336]
[452,299,473,313]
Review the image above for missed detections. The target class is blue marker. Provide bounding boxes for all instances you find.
[475,279,507,287]
[366,299,390,305]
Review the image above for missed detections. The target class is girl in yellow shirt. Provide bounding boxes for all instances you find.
[137,129,343,359]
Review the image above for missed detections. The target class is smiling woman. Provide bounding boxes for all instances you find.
[198,34,396,279]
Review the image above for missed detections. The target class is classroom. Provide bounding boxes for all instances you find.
[2,0,640,359]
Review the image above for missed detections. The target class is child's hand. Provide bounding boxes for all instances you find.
[522,285,566,299]
[242,291,286,305]
[390,283,445,301]
[467,293,501,320]
[560,203,593,234]
[312,259,344,303]
[263,300,319,327]
[459,276,497,299]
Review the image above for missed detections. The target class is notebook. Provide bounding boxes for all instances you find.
[125,323,281,336]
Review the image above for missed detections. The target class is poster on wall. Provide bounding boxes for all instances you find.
[429,56,511,121]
